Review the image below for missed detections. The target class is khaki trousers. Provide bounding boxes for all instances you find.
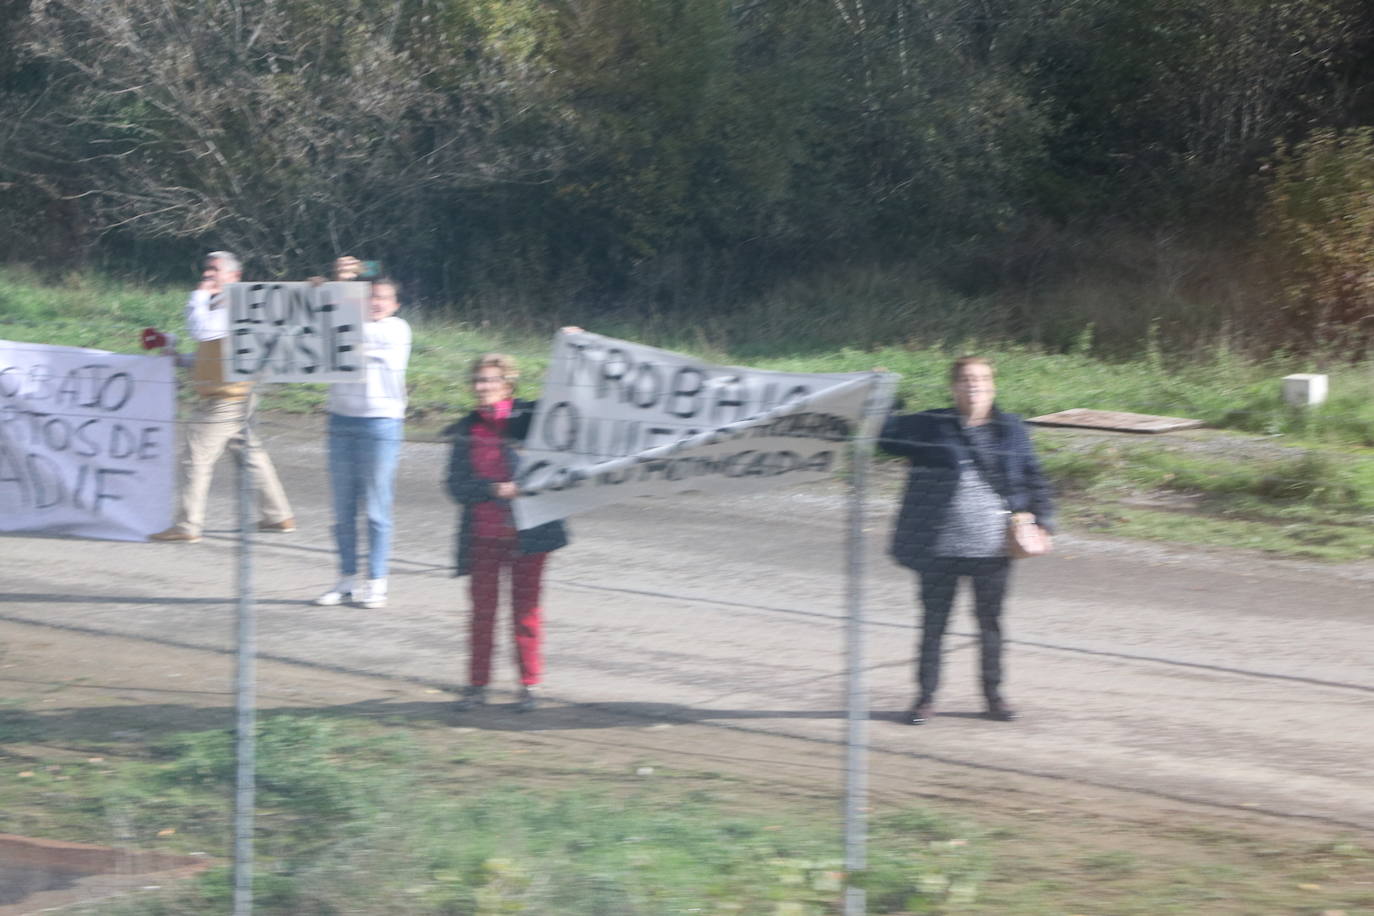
[173,395,293,535]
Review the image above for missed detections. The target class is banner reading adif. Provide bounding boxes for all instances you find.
[512,331,895,530]
[0,340,176,541]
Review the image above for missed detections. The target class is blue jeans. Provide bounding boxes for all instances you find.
[327,414,404,580]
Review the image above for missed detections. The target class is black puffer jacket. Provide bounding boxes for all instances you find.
[443,399,568,577]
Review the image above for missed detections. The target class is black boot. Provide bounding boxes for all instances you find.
[906,696,935,725]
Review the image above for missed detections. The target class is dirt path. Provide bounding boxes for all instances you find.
[4,617,1374,915]
[3,413,1373,844]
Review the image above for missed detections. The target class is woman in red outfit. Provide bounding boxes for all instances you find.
[445,353,568,712]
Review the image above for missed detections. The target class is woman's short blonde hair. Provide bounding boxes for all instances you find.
[469,353,519,383]
[948,355,994,384]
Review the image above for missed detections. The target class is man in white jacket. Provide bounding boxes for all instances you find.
[312,263,412,609]
[151,251,294,542]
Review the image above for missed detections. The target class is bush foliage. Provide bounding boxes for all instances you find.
[2,0,1373,346]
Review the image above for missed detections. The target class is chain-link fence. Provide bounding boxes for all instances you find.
[4,332,1374,915]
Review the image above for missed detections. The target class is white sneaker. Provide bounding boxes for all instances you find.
[353,578,388,609]
[311,579,355,607]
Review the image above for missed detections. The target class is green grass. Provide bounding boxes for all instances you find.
[2,708,1372,915]
[6,265,1374,443]
[5,265,1374,558]
[1,714,985,915]
[1036,436,1374,560]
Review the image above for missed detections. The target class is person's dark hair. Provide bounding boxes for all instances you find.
[948,355,993,384]
[373,276,401,299]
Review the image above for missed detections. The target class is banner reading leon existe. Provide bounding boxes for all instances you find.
[511,331,894,530]
[0,340,176,541]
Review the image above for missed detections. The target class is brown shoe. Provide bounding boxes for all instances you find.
[150,527,202,543]
[258,517,296,533]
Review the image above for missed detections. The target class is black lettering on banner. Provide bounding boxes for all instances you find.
[70,463,91,510]
[56,370,82,406]
[137,426,162,461]
[598,348,632,401]
[26,366,54,401]
[747,451,799,477]
[108,423,137,460]
[294,327,319,371]
[94,467,136,510]
[539,401,581,452]
[315,290,358,373]
[232,327,255,373]
[626,362,663,409]
[41,415,71,452]
[711,376,748,424]
[722,450,755,477]
[752,412,852,442]
[640,426,676,450]
[331,337,355,371]
[668,428,701,453]
[703,425,735,447]
[579,415,602,457]
[518,460,586,494]
[93,370,133,412]
[606,419,641,458]
[318,297,340,369]
[0,442,28,505]
[262,283,286,326]
[283,286,310,327]
[236,284,265,325]
[39,364,134,412]
[26,452,63,509]
[232,285,277,374]
[231,284,359,376]
[806,450,834,472]
[560,340,591,386]
[74,418,100,457]
[516,460,551,493]
[668,367,705,419]
[0,366,20,398]
[0,406,23,444]
[0,445,147,513]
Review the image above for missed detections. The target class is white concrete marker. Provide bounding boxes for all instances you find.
[1282,373,1328,407]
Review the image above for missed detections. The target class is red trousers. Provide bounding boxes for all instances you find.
[468,537,547,687]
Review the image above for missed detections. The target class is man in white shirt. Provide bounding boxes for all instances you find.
[151,251,295,542]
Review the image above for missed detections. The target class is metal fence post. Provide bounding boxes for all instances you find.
[233,405,258,916]
[843,374,893,916]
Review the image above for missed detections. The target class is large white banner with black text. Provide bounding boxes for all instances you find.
[512,331,893,529]
[0,340,176,541]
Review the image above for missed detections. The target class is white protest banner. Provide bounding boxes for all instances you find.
[0,340,176,541]
[222,281,366,383]
[512,331,894,529]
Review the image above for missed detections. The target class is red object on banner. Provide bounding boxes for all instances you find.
[141,327,169,350]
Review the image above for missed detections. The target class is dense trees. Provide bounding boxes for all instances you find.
[1,0,1372,341]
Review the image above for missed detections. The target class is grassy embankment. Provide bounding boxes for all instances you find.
[2,705,1371,915]
[3,266,1374,559]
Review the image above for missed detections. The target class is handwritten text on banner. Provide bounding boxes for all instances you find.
[1,340,176,541]
[512,331,893,529]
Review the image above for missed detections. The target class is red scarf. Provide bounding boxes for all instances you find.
[471,399,516,539]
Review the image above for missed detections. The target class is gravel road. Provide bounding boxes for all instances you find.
[3,414,1372,832]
